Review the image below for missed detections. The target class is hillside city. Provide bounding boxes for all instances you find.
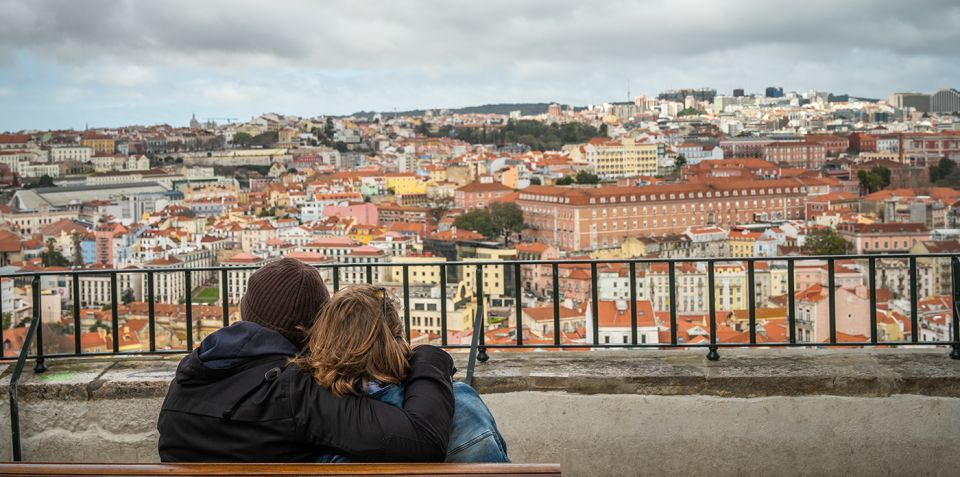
[2,86,960,356]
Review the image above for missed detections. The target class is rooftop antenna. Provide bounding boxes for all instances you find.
[627,78,631,102]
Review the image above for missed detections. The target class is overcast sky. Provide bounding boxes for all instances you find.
[1,0,958,131]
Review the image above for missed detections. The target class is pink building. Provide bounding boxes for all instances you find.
[323,202,379,226]
[455,181,513,210]
[838,223,930,254]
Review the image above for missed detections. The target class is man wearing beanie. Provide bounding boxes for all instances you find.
[157,257,456,462]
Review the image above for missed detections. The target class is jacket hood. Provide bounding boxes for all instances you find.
[176,321,298,384]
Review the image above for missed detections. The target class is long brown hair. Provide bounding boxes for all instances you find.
[293,284,410,397]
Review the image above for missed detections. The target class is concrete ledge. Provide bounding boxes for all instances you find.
[2,350,959,476]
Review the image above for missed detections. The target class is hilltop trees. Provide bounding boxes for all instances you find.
[453,202,526,245]
[857,166,891,193]
[802,228,852,256]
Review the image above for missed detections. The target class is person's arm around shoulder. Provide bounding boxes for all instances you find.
[292,345,455,462]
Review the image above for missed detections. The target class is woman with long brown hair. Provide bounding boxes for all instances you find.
[295,284,509,463]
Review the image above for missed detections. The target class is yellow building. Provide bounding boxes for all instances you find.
[426,166,447,184]
[714,263,748,311]
[80,134,115,155]
[500,166,519,189]
[385,173,426,195]
[582,137,658,178]
[727,230,761,258]
[387,256,447,285]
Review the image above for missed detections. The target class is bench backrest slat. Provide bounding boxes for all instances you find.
[0,463,561,476]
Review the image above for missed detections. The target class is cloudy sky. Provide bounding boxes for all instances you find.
[1,0,958,131]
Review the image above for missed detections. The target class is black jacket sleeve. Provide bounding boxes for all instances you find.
[293,345,455,462]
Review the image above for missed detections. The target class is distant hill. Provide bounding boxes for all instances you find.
[350,103,584,119]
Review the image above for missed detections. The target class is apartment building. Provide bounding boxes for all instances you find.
[517,179,806,251]
[580,137,658,178]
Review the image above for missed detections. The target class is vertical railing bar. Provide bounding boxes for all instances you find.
[402,265,411,340]
[72,272,81,355]
[552,263,560,346]
[869,257,878,344]
[8,305,42,461]
[110,272,119,353]
[629,262,638,346]
[475,264,486,362]
[514,262,523,347]
[747,260,756,345]
[465,264,487,385]
[440,265,448,347]
[668,261,678,346]
[590,262,599,346]
[332,264,340,292]
[365,264,373,284]
[828,258,836,345]
[787,259,796,345]
[707,261,717,357]
[950,257,960,359]
[147,270,156,353]
[32,275,45,372]
[909,256,919,343]
[185,270,194,351]
[220,269,229,328]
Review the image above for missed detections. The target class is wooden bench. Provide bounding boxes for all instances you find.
[0,463,561,477]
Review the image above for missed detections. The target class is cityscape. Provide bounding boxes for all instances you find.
[1,85,959,356]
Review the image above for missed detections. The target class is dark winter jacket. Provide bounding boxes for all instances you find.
[157,321,455,462]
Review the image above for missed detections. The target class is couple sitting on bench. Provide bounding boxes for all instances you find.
[158,258,508,463]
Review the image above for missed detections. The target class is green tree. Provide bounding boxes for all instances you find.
[529,177,542,185]
[575,171,601,185]
[121,288,135,305]
[70,231,84,266]
[489,202,526,245]
[40,238,70,267]
[453,209,496,237]
[930,158,960,186]
[232,132,253,147]
[555,176,575,186]
[2,312,11,329]
[802,228,852,256]
[598,123,608,137]
[857,166,891,193]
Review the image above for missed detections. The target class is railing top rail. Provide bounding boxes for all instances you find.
[0,253,957,278]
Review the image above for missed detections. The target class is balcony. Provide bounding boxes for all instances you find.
[2,254,960,476]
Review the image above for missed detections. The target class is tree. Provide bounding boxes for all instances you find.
[575,171,601,185]
[555,176,575,186]
[2,312,11,330]
[121,288,135,305]
[453,209,496,237]
[40,238,69,267]
[529,177,542,185]
[802,228,851,256]
[232,132,253,147]
[857,166,891,193]
[70,231,83,266]
[426,192,455,225]
[930,158,960,186]
[598,123,608,137]
[489,202,526,245]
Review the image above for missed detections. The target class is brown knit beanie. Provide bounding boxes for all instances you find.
[240,257,330,346]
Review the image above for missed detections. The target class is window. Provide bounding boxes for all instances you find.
[604,336,610,344]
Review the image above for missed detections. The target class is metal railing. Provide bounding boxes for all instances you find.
[4,254,960,460]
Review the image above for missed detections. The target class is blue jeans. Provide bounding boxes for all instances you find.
[317,381,510,463]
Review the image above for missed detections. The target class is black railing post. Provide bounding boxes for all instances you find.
[869,257,878,344]
[828,258,837,345]
[787,259,796,345]
[147,270,156,352]
[590,262,599,346]
[629,261,638,345]
[332,265,340,292]
[552,263,560,346]
[909,256,919,343]
[514,262,523,346]
[747,260,756,345]
[32,275,46,373]
[475,264,487,362]
[185,269,194,350]
[8,308,42,461]
[465,264,487,384]
[365,264,373,284]
[220,269,229,328]
[668,261,678,345]
[951,257,960,359]
[110,272,119,353]
[440,265,448,347]
[72,272,81,355]
[402,265,411,341]
[706,261,719,360]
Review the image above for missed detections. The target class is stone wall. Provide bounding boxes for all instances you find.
[2,349,959,476]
